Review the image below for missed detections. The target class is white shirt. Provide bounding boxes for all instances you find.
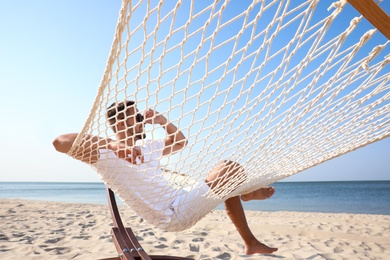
[92,139,181,229]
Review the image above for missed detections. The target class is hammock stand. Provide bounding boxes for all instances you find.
[100,187,193,260]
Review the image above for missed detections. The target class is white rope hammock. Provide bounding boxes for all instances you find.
[69,0,390,231]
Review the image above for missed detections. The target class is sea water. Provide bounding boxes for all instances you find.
[0,181,389,215]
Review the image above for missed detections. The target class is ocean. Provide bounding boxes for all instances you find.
[0,181,389,215]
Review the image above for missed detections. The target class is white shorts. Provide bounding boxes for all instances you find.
[164,181,223,232]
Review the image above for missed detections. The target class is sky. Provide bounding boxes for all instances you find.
[0,0,389,183]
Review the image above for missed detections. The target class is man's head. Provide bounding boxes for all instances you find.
[106,100,146,140]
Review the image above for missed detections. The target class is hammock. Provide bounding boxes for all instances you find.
[68,0,390,233]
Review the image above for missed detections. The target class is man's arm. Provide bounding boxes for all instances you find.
[144,109,188,156]
[53,133,143,164]
[53,133,109,164]
[161,119,188,156]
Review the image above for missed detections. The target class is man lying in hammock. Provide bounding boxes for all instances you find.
[53,100,278,255]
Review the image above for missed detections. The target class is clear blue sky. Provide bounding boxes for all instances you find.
[0,0,389,183]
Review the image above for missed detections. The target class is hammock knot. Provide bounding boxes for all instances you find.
[325,0,347,28]
[358,29,376,48]
[340,17,361,42]
[384,54,390,65]
[327,0,347,12]
[369,44,386,60]
[349,16,362,29]
[361,44,386,73]
[356,30,377,72]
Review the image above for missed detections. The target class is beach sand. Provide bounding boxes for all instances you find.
[0,199,389,260]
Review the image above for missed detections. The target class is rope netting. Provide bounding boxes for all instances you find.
[69,0,389,231]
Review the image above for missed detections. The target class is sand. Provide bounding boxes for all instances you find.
[0,199,389,260]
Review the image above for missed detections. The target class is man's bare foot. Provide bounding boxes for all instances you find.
[245,240,278,255]
[241,186,275,202]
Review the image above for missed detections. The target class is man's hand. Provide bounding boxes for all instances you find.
[143,109,167,125]
[108,141,144,164]
[142,109,188,156]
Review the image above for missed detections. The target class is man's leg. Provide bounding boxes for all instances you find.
[225,195,278,254]
[205,161,278,255]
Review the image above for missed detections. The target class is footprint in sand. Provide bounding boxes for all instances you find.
[189,243,200,252]
[43,246,71,255]
[0,234,9,241]
[45,237,62,244]
[19,235,34,244]
[216,252,231,259]
[154,244,169,249]
[0,245,10,253]
[12,232,24,238]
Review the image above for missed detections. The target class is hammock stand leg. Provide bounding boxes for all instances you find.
[100,187,193,260]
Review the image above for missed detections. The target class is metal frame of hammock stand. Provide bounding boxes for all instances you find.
[99,187,193,260]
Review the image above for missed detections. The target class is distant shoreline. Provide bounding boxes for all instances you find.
[1,181,389,215]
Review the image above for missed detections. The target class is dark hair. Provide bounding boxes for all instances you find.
[106,100,135,127]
